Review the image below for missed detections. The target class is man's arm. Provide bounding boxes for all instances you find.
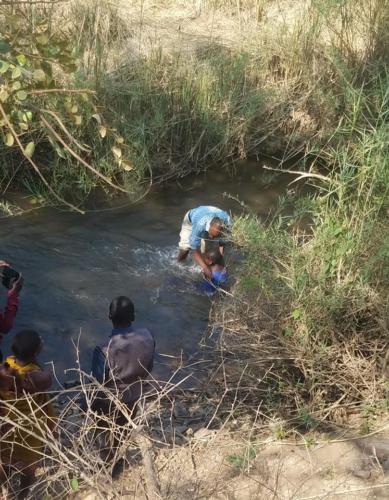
[193,249,212,279]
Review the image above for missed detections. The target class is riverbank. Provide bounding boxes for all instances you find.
[1,0,387,207]
[0,1,388,498]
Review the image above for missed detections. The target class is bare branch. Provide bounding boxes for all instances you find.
[41,115,130,194]
[40,108,91,153]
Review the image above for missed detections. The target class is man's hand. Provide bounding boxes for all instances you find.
[202,266,212,280]
[10,274,23,294]
[193,249,213,279]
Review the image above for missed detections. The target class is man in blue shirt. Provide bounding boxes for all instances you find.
[177,205,231,279]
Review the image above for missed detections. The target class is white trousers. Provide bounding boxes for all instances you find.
[178,211,192,250]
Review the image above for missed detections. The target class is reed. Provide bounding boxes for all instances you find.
[0,0,387,206]
[214,68,389,430]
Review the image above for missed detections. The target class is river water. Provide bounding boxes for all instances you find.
[0,162,288,386]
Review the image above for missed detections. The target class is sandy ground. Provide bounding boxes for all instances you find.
[79,426,389,499]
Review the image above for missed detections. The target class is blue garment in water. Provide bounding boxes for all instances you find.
[201,270,228,295]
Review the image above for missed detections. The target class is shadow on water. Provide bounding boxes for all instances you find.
[0,161,290,386]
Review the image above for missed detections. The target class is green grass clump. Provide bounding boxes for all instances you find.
[216,69,389,426]
[1,0,388,206]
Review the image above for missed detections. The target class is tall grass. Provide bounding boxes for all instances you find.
[215,67,389,429]
[2,0,388,204]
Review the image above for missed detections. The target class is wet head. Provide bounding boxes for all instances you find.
[208,217,225,239]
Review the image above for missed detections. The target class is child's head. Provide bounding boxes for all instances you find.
[202,249,224,267]
[109,296,135,327]
[12,330,42,363]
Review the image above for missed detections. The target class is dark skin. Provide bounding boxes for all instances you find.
[187,223,224,279]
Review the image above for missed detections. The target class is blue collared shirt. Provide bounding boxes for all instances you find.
[188,206,231,250]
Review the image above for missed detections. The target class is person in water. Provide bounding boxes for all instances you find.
[177,206,231,279]
[201,249,228,294]
[0,260,24,362]
[91,296,155,456]
[0,330,55,499]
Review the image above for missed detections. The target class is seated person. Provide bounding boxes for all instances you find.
[200,249,228,294]
[0,330,55,499]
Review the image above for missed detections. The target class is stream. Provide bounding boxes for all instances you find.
[0,162,289,386]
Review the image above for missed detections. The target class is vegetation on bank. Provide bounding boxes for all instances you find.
[215,58,389,432]
[0,0,388,496]
[0,0,387,207]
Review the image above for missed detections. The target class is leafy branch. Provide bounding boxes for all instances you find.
[0,7,135,208]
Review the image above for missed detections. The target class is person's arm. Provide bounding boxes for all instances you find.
[0,274,23,337]
[0,288,19,335]
[193,249,212,279]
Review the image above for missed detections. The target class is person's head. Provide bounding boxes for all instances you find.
[109,296,135,328]
[208,217,225,239]
[11,330,42,363]
[202,249,224,267]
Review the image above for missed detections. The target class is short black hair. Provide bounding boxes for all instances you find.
[203,249,224,266]
[109,296,135,326]
[12,330,41,363]
[210,217,225,229]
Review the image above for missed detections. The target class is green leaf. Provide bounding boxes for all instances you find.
[70,105,78,114]
[292,308,301,320]
[24,141,35,158]
[0,61,10,74]
[0,39,11,54]
[112,146,122,159]
[25,111,33,121]
[63,63,77,74]
[19,122,29,131]
[36,33,49,45]
[16,54,27,66]
[122,160,134,171]
[0,89,9,102]
[73,115,82,125]
[12,81,21,91]
[11,67,22,79]
[55,146,67,159]
[5,132,14,146]
[48,46,60,56]
[32,69,46,82]
[70,479,78,492]
[92,113,102,124]
[282,326,293,337]
[41,61,53,77]
[16,90,27,101]
[98,125,106,138]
